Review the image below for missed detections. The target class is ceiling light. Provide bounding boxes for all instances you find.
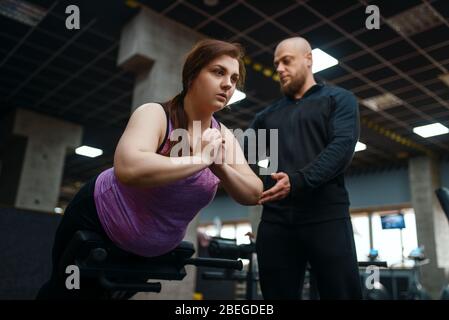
[75,145,103,158]
[0,0,46,26]
[361,93,403,112]
[355,141,367,152]
[257,159,269,168]
[312,48,338,73]
[227,89,246,106]
[413,123,449,138]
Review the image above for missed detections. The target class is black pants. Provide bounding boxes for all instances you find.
[35,175,126,300]
[256,218,363,300]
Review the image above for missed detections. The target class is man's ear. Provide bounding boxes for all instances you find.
[306,52,313,68]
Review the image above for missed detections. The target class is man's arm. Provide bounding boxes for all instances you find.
[287,90,360,195]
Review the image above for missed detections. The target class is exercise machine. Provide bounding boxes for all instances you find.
[201,237,259,300]
[59,230,243,299]
[404,246,431,300]
[358,256,390,300]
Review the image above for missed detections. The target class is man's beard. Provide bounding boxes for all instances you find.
[280,73,306,99]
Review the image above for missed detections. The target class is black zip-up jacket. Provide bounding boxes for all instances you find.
[249,84,360,224]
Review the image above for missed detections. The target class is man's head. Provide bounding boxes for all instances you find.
[274,37,314,99]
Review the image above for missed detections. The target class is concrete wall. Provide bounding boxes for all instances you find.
[441,160,449,188]
[345,167,411,209]
[117,7,203,110]
[0,207,61,299]
[199,194,249,224]
[0,109,82,212]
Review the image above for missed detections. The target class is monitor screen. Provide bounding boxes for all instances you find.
[381,213,405,229]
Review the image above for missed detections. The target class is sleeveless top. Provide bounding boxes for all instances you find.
[93,108,221,257]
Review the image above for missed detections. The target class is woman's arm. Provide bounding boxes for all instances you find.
[113,103,211,188]
[210,123,263,205]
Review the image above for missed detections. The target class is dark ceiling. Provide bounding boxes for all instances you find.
[0,0,448,204]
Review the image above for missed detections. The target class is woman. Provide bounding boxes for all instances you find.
[36,39,263,299]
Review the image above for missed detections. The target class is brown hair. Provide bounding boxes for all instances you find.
[161,39,246,155]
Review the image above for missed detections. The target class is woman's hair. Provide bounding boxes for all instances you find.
[161,38,246,156]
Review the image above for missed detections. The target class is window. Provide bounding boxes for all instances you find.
[220,224,236,240]
[371,208,418,267]
[351,214,371,262]
[198,221,252,245]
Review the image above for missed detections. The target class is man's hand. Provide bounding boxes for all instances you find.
[258,172,291,205]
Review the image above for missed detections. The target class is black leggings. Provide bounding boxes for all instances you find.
[35,175,118,299]
[256,218,363,300]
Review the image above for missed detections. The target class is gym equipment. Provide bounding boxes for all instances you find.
[204,237,393,300]
[304,261,389,300]
[359,251,390,300]
[367,248,379,262]
[352,260,390,300]
[201,237,259,300]
[362,281,391,300]
[59,231,243,299]
[404,246,431,300]
[381,213,406,264]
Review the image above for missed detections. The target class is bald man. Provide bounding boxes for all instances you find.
[249,37,362,299]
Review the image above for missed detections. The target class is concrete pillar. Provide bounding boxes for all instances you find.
[0,108,82,212]
[119,6,204,299]
[117,7,203,111]
[409,156,449,299]
[0,109,82,212]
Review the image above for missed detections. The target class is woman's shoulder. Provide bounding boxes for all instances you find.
[133,102,169,130]
[134,102,166,115]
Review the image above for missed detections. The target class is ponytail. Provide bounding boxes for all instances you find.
[160,91,188,156]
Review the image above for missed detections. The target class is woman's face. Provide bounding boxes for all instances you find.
[189,54,240,112]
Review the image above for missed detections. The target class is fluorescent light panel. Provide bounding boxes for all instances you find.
[257,159,269,168]
[0,0,46,26]
[355,141,367,152]
[312,48,338,74]
[413,123,449,138]
[75,145,103,158]
[387,4,442,36]
[361,93,403,112]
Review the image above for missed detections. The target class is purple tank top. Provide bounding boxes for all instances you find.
[94,115,220,257]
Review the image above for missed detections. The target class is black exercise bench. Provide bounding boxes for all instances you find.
[59,230,243,298]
